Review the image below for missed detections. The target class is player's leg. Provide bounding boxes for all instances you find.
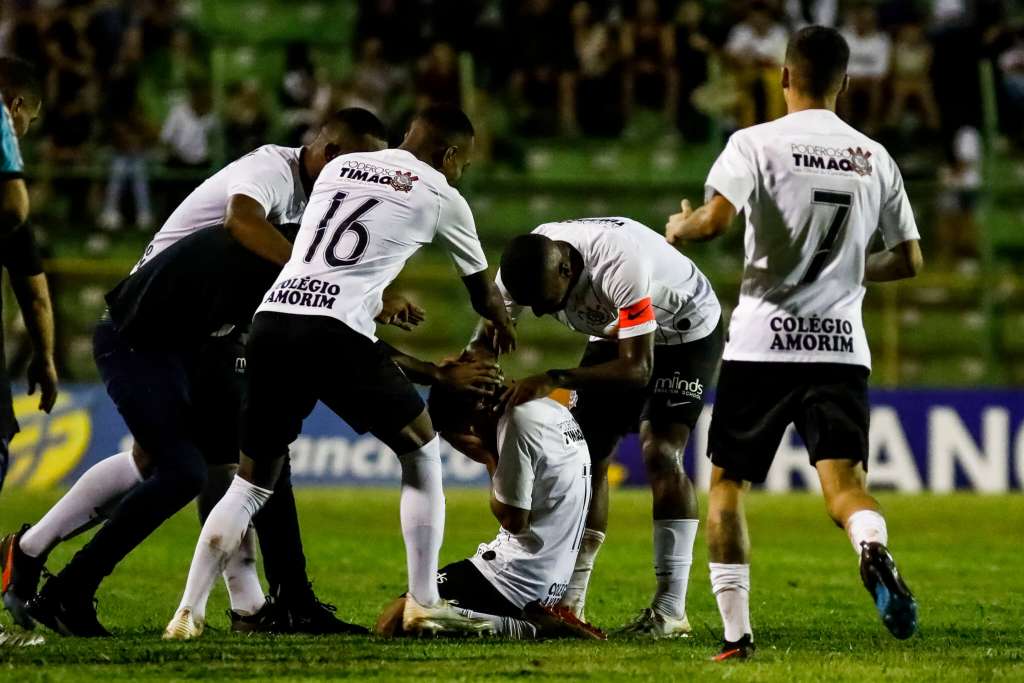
[800,366,917,639]
[559,455,610,620]
[2,445,145,628]
[31,320,209,637]
[706,465,754,660]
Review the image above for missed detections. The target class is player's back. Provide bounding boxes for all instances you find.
[259,148,486,340]
[471,398,591,608]
[707,109,918,367]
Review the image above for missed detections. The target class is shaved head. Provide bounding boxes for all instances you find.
[500,233,577,316]
[784,26,850,99]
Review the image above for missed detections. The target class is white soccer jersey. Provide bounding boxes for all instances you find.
[469,398,592,609]
[258,149,488,341]
[132,145,307,273]
[497,218,721,346]
[705,109,920,369]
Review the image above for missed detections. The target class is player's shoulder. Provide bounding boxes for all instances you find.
[505,397,568,433]
[232,144,299,174]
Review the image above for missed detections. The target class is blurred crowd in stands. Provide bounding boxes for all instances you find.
[0,0,1021,248]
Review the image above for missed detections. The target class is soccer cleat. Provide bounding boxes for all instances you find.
[713,633,755,661]
[523,601,607,640]
[0,627,45,647]
[1,525,45,630]
[860,541,918,640]
[278,584,368,635]
[163,607,204,640]
[28,580,111,637]
[616,607,692,639]
[558,596,586,623]
[228,598,282,635]
[401,596,494,636]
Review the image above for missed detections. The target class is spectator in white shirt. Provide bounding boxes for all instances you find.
[161,80,217,169]
[840,3,891,134]
[724,2,789,125]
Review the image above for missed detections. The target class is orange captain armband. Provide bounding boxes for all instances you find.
[619,297,655,332]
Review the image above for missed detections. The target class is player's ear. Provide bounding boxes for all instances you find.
[781,66,790,90]
[442,145,458,169]
[323,142,342,162]
[837,74,850,97]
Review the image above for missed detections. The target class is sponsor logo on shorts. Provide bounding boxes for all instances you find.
[338,161,419,192]
[234,357,246,374]
[654,372,703,400]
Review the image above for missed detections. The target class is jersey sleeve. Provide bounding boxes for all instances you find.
[436,192,488,276]
[705,133,757,213]
[225,154,292,218]
[493,407,538,510]
[0,102,24,178]
[600,233,656,340]
[878,157,921,249]
[494,269,524,323]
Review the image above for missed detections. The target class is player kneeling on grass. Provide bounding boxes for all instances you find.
[376,380,604,640]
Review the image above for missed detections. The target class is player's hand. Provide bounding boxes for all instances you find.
[489,318,517,355]
[500,373,555,410]
[376,292,426,331]
[27,353,58,413]
[436,359,504,396]
[665,199,694,246]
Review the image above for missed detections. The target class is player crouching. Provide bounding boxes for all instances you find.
[376,381,605,640]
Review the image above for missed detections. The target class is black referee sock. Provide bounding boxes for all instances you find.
[253,459,311,602]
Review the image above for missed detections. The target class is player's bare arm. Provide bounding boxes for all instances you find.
[462,270,517,354]
[0,178,29,238]
[376,291,426,331]
[10,271,57,413]
[223,194,295,267]
[665,194,737,245]
[865,239,923,282]
[502,332,654,409]
[489,494,529,535]
[384,344,502,396]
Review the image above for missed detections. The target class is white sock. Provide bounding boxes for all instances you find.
[846,509,888,554]
[398,436,445,607]
[177,476,272,622]
[19,451,143,558]
[222,525,265,616]
[709,562,751,642]
[560,529,605,616]
[453,607,538,640]
[650,519,698,619]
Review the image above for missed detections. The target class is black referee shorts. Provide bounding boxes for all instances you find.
[572,319,723,460]
[708,360,870,483]
[240,312,426,462]
[189,331,247,467]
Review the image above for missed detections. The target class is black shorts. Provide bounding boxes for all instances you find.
[189,331,247,466]
[241,312,426,462]
[708,360,870,483]
[436,559,521,618]
[572,319,723,458]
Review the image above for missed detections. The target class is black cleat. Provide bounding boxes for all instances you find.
[860,541,918,639]
[28,579,111,638]
[712,633,755,661]
[229,596,285,634]
[278,583,368,635]
[0,525,45,630]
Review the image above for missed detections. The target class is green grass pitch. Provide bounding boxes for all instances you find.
[0,488,1021,681]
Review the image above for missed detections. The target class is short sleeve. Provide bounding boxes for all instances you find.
[0,103,24,178]
[226,153,292,218]
[493,407,537,510]
[878,157,921,249]
[705,133,757,212]
[0,223,43,276]
[598,233,656,340]
[494,270,525,322]
[436,191,488,276]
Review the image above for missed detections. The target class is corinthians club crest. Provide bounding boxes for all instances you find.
[391,170,418,192]
[847,147,873,177]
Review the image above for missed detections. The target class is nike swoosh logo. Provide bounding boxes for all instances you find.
[666,400,692,407]
[626,305,651,321]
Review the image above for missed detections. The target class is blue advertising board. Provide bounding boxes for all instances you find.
[5,385,1023,492]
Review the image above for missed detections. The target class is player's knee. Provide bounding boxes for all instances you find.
[640,437,685,478]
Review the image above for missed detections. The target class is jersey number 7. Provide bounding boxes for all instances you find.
[303,191,381,267]
[800,189,853,284]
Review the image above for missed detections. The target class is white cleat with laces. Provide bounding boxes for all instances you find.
[617,607,692,639]
[401,596,494,636]
[163,607,205,640]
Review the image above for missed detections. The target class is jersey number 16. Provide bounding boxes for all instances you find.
[303,191,380,267]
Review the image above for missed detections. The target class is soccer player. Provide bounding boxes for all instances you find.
[665,26,922,660]
[0,109,393,637]
[164,104,517,639]
[483,216,723,637]
[0,55,52,649]
[375,379,603,641]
